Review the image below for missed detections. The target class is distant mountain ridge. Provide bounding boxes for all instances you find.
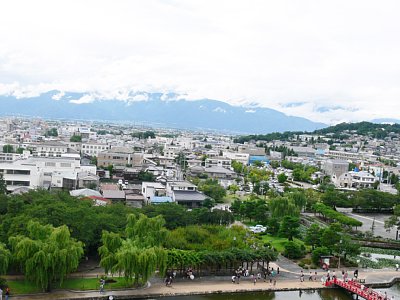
[0,91,326,134]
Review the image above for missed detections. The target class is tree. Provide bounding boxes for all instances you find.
[311,246,330,266]
[279,216,300,241]
[283,241,305,259]
[45,128,58,137]
[0,243,11,275]
[202,198,215,209]
[70,135,82,142]
[269,197,299,218]
[99,214,168,285]
[277,173,287,184]
[198,179,226,202]
[305,224,321,249]
[2,145,13,153]
[320,223,342,252]
[0,174,6,195]
[9,221,84,291]
[90,156,97,166]
[138,171,155,182]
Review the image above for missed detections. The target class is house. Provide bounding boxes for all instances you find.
[172,190,207,208]
[333,171,377,189]
[205,157,231,169]
[125,194,146,208]
[97,147,143,167]
[204,166,236,179]
[166,181,207,208]
[142,182,166,200]
[77,172,99,190]
[322,159,349,178]
[70,188,102,198]
[150,196,173,204]
[102,190,126,202]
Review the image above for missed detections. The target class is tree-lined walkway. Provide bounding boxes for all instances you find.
[9,269,400,300]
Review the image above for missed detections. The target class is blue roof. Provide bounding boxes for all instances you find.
[249,156,270,163]
[150,196,173,203]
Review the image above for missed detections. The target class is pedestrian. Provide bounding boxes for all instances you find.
[309,271,313,281]
[0,287,2,300]
[396,264,399,271]
[236,273,240,284]
[231,275,236,284]
[314,271,318,282]
[354,269,358,279]
[277,267,280,274]
[253,276,257,285]
[100,283,104,294]
[5,287,10,300]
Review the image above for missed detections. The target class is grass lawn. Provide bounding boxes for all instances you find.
[60,277,133,290]
[261,235,310,253]
[8,280,41,295]
[7,277,133,295]
[262,235,289,253]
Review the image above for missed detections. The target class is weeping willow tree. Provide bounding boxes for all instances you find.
[0,243,11,275]
[99,213,168,285]
[9,221,84,291]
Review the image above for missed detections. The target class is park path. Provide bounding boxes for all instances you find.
[9,261,400,300]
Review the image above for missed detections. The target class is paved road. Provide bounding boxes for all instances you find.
[336,208,396,240]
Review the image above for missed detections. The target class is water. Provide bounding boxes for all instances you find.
[146,283,400,300]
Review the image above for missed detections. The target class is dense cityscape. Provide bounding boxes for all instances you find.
[0,117,399,299]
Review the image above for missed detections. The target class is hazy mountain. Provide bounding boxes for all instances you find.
[371,118,400,124]
[0,91,326,133]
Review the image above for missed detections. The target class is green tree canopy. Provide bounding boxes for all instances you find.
[9,221,84,291]
[2,144,14,153]
[70,135,82,142]
[99,214,168,284]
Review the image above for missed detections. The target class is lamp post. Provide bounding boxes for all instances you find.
[338,239,343,269]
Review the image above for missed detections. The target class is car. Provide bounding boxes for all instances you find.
[118,179,123,185]
[249,225,266,233]
[124,180,129,185]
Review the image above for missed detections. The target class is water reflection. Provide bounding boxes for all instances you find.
[148,284,400,300]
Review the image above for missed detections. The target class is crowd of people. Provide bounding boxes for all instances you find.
[231,266,279,286]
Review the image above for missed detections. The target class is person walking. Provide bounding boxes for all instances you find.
[396,263,399,271]
[5,287,9,300]
[300,270,304,282]
[0,287,3,300]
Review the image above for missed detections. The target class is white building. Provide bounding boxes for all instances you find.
[333,171,377,189]
[0,156,97,192]
[222,151,249,165]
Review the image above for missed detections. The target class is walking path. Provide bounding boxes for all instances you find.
[9,266,400,300]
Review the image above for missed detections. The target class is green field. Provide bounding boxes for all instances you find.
[7,277,132,295]
[262,234,309,253]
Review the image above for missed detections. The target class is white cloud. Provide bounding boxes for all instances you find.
[1,0,400,123]
[70,95,94,104]
[213,107,227,113]
[245,109,256,113]
[52,91,65,101]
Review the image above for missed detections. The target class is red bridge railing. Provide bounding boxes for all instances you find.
[325,278,389,300]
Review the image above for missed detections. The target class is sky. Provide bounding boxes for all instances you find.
[1,0,400,124]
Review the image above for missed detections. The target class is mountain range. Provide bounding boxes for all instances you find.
[0,91,327,134]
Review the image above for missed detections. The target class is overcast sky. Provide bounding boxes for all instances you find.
[1,0,400,124]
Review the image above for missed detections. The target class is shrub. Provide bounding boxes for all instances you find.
[311,246,330,266]
[283,241,306,259]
